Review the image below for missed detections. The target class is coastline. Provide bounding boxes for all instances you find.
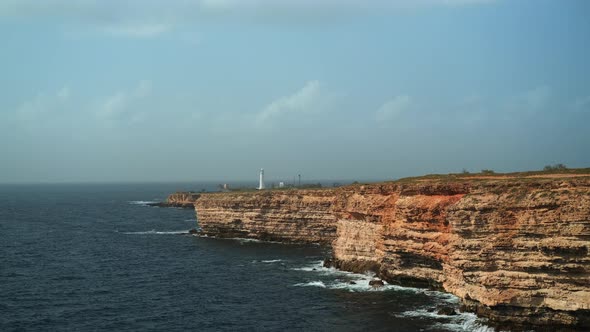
[160,169,590,330]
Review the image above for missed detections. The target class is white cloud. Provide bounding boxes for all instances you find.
[96,80,152,119]
[102,23,171,38]
[375,95,411,122]
[0,0,497,37]
[17,86,71,120]
[135,80,152,97]
[57,87,71,101]
[197,0,494,12]
[257,80,323,125]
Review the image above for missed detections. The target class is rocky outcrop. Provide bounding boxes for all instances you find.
[190,175,590,329]
[148,192,200,208]
[330,179,590,330]
[196,190,337,244]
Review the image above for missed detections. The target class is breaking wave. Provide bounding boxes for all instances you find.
[291,261,463,302]
[128,200,159,206]
[261,259,283,263]
[292,261,495,331]
[291,261,397,292]
[120,229,190,235]
[293,281,326,288]
[394,309,495,332]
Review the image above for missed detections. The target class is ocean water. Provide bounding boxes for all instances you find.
[0,183,496,331]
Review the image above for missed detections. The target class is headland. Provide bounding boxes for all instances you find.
[159,169,590,330]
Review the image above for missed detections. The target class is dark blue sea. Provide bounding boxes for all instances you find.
[0,183,495,331]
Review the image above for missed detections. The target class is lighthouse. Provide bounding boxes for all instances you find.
[258,168,266,190]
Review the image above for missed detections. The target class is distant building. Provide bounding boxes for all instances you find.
[279,182,285,188]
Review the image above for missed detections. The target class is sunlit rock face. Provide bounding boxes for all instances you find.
[166,192,201,207]
[192,176,590,329]
[195,190,337,244]
[147,192,200,208]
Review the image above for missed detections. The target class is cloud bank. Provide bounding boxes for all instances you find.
[375,95,412,122]
[257,80,325,125]
[0,0,496,37]
[96,80,152,122]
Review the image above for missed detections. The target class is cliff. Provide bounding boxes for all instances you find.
[149,192,201,208]
[196,189,337,244]
[189,172,590,329]
[330,178,590,329]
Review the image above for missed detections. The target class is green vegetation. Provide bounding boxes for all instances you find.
[200,167,590,194]
[543,164,568,171]
[394,167,590,184]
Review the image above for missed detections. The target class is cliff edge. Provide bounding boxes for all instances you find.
[149,192,200,208]
[189,171,590,329]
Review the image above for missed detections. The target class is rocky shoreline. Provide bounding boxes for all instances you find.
[159,172,590,330]
[147,192,200,208]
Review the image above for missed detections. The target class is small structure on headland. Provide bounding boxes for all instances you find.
[257,168,265,190]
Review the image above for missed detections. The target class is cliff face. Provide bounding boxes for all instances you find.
[196,190,337,244]
[149,192,201,208]
[191,176,590,329]
[330,180,590,328]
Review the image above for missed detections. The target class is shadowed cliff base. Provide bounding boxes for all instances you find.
[160,168,590,330]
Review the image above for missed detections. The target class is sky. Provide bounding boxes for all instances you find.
[1,0,589,184]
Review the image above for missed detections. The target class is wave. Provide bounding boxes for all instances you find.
[261,259,283,263]
[394,309,495,332]
[291,261,462,299]
[293,281,326,288]
[128,200,159,206]
[198,235,287,245]
[291,261,395,292]
[120,229,190,235]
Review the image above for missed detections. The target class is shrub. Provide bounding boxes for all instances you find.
[481,169,495,175]
[543,164,568,171]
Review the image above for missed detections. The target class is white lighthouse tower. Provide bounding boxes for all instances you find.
[258,168,266,190]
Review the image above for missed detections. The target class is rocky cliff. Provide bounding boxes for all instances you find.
[190,174,590,329]
[149,192,201,208]
[196,189,337,244]
[330,179,590,329]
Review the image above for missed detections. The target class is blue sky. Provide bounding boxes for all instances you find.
[1,0,589,183]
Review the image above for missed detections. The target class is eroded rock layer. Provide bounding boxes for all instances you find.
[196,190,337,244]
[149,192,201,208]
[192,176,590,329]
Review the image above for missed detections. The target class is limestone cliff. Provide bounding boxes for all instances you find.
[189,173,590,329]
[196,190,337,244]
[330,179,590,329]
[149,192,200,208]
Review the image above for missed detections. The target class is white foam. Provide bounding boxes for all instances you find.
[261,259,283,263]
[291,261,396,292]
[234,238,263,243]
[128,200,159,206]
[293,281,326,288]
[394,309,496,332]
[121,229,190,235]
[226,237,285,244]
[291,261,468,298]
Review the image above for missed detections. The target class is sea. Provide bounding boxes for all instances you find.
[0,183,497,331]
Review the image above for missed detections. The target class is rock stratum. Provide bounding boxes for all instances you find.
[149,192,200,208]
[182,173,590,329]
[196,189,337,244]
